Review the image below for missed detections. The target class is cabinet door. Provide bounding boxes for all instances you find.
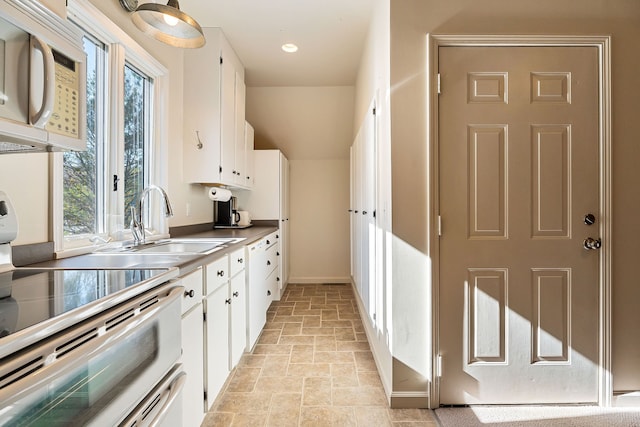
[279,153,290,288]
[230,270,247,368]
[237,150,281,219]
[245,122,255,188]
[248,241,268,350]
[205,283,230,410]
[220,42,237,184]
[234,72,246,186]
[183,28,222,183]
[181,304,204,427]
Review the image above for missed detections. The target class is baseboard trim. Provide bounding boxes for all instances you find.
[613,391,640,407]
[288,276,351,284]
[390,392,430,409]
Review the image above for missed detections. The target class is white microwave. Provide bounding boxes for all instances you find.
[0,0,86,153]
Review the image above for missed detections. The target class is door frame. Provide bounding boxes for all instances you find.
[428,34,612,408]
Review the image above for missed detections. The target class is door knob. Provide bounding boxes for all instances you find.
[583,237,601,250]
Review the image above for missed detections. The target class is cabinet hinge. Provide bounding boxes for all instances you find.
[372,107,376,115]
[437,73,441,95]
[436,354,443,377]
[204,390,208,401]
[220,56,223,65]
[438,215,442,236]
[373,210,376,219]
[219,165,222,173]
[203,312,207,322]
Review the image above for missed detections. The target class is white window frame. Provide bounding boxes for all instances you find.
[51,0,169,258]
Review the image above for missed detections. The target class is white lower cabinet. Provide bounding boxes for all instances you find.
[179,241,274,420]
[204,279,230,409]
[203,248,247,409]
[180,268,205,427]
[230,248,247,367]
[204,255,229,410]
[247,232,279,350]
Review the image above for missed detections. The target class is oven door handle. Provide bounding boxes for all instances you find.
[148,371,187,427]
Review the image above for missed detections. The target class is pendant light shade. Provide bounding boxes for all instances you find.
[129,0,205,48]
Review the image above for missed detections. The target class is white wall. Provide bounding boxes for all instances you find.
[246,86,354,283]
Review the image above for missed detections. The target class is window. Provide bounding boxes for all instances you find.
[123,63,152,227]
[53,1,169,255]
[62,36,106,238]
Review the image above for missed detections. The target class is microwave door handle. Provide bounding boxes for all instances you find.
[29,35,55,128]
[147,372,187,427]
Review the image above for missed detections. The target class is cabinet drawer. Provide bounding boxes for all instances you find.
[230,247,246,277]
[264,231,279,247]
[206,255,229,295]
[181,268,203,315]
[265,241,279,275]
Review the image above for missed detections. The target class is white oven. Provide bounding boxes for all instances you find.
[0,280,184,426]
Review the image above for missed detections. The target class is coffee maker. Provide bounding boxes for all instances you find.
[214,196,240,227]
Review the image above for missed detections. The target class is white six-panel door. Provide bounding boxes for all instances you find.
[438,46,600,404]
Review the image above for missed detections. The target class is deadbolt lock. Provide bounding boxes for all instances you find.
[584,213,596,225]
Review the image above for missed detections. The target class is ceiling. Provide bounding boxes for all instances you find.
[177,0,374,87]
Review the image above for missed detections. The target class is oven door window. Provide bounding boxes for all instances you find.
[7,324,158,426]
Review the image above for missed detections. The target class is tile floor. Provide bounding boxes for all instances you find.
[202,283,438,426]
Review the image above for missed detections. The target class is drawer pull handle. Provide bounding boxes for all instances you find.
[238,258,243,264]
[267,260,271,266]
[233,291,239,297]
[225,298,232,304]
[267,290,271,296]
[184,289,195,298]
[266,240,270,244]
[217,270,224,277]
[277,252,280,256]
[276,277,280,282]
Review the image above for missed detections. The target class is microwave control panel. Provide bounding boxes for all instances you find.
[46,49,79,138]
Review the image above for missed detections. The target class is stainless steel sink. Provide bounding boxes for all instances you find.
[97,237,246,255]
[46,253,201,269]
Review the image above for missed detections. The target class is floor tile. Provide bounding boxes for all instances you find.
[203,283,438,427]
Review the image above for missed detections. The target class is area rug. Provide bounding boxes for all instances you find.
[435,406,640,426]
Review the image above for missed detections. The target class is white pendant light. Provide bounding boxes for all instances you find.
[120,0,206,48]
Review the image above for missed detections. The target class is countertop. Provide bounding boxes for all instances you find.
[25,225,278,277]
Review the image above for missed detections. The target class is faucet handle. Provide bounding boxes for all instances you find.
[130,206,144,243]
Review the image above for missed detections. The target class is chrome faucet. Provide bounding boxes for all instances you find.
[131,185,174,245]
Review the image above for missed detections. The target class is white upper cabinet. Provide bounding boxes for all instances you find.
[244,121,255,188]
[183,28,250,189]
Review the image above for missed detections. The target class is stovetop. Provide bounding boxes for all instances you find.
[0,268,173,340]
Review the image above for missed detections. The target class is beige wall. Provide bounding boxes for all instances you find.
[246,86,354,282]
[385,0,640,398]
[0,153,49,244]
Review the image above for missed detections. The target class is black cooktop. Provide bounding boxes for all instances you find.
[0,268,169,339]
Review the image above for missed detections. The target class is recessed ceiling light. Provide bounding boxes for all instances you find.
[281,43,298,53]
